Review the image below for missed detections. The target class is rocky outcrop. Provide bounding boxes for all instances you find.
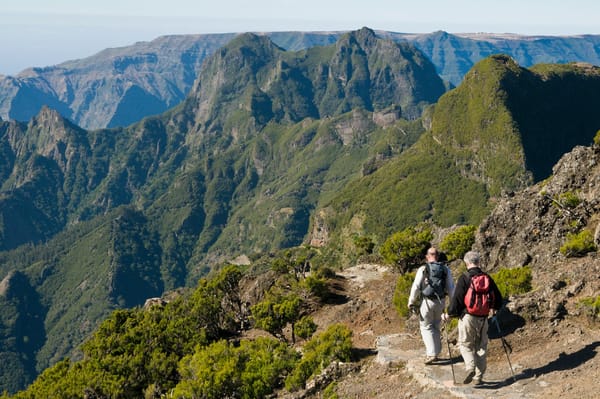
[475,144,600,271]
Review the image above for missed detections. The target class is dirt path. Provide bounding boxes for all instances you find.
[307,264,600,399]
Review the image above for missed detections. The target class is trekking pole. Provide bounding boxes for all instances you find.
[492,316,516,382]
[444,319,456,385]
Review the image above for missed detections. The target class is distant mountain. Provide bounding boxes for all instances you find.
[386,31,600,87]
[1,30,600,129]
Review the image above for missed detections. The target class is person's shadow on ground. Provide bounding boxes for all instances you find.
[478,341,600,390]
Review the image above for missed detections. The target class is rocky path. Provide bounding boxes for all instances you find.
[375,332,542,398]
[323,263,600,399]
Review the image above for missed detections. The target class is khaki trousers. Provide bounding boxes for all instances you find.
[458,313,488,379]
[418,297,445,357]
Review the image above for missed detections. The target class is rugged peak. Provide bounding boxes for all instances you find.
[228,32,280,49]
[186,27,446,140]
[462,53,523,85]
[205,32,283,72]
[337,26,378,50]
[20,105,88,170]
[430,30,450,39]
[348,27,377,46]
[29,106,77,135]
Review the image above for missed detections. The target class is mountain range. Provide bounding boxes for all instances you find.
[2,30,600,130]
[1,27,600,393]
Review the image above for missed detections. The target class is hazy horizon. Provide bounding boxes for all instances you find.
[2,0,599,75]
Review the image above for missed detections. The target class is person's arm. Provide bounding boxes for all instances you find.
[408,266,425,308]
[445,265,455,299]
[447,273,468,317]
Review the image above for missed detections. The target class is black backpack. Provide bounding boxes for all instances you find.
[421,262,447,299]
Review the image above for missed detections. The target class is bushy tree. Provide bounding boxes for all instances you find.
[302,275,330,301]
[251,293,302,342]
[379,224,433,272]
[173,338,298,399]
[439,225,476,261]
[10,266,246,398]
[353,235,375,256]
[294,316,318,340]
[392,272,416,318]
[285,324,353,391]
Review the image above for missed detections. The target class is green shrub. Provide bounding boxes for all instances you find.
[285,324,352,391]
[560,230,597,257]
[554,191,581,209]
[594,129,600,146]
[294,316,318,340]
[392,272,416,318]
[439,225,476,261]
[353,235,375,256]
[302,275,329,300]
[578,296,600,320]
[491,266,532,298]
[251,294,302,341]
[173,337,299,399]
[323,382,339,399]
[314,266,337,279]
[380,224,433,272]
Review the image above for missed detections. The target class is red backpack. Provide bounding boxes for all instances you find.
[464,273,494,316]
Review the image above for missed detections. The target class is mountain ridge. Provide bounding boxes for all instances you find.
[3,29,600,130]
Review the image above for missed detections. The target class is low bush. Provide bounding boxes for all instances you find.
[294,316,318,340]
[353,235,375,256]
[594,129,600,146]
[560,230,597,257]
[578,296,600,320]
[491,266,532,298]
[393,272,416,318]
[554,191,581,209]
[285,324,353,391]
[439,225,476,261]
[380,224,433,272]
[302,275,330,300]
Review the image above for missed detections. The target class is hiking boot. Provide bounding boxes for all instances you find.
[424,356,438,365]
[463,370,475,384]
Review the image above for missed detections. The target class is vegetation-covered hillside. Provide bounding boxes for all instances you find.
[2,27,600,393]
[313,55,600,250]
[0,28,445,392]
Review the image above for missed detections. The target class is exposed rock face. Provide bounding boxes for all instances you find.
[0,34,236,129]
[309,209,332,247]
[475,144,600,271]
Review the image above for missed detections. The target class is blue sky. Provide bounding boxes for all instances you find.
[1,0,599,75]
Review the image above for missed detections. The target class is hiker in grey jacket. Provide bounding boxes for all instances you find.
[446,251,503,385]
[408,247,454,364]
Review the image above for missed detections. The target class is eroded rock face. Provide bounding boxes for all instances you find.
[472,144,600,324]
[475,145,600,271]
